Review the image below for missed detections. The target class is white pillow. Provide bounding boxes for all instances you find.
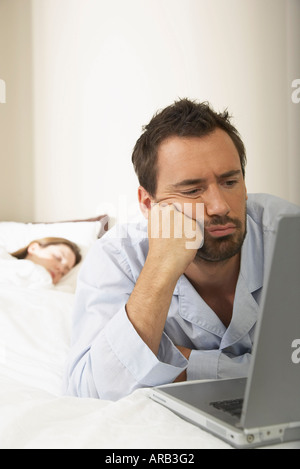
[0,216,108,292]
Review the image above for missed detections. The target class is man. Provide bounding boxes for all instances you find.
[65,99,300,400]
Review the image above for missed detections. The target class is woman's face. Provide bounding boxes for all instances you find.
[27,243,77,284]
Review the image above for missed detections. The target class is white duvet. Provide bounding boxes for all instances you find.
[0,247,54,290]
[0,252,298,449]
[0,284,231,450]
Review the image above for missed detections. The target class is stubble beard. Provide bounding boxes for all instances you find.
[195,210,247,264]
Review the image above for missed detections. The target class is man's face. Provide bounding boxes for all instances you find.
[153,129,248,263]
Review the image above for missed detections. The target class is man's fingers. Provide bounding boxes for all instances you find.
[149,202,204,249]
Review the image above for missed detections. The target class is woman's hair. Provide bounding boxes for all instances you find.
[10,237,82,266]
[132,98,247,198]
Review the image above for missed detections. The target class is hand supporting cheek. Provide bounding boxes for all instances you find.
[172,201,204,251]
[147,203,204,279]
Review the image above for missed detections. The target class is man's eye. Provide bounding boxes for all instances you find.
[183,190,198,195]
[181,188,202,196]
[224,180,238,187]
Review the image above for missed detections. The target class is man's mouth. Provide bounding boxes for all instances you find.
[206,223,236,238]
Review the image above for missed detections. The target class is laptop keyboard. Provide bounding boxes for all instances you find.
[210,398,244,418]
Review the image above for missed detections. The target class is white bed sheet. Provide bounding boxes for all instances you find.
[0,375,232,449]
[0,285,299,449]
[0,282,231,449]
[0,285,72,395]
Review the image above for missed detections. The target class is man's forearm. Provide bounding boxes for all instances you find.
[126,203,202,358]
[126,257,178,356]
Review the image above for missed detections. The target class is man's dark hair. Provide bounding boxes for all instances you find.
[132,98,246,197]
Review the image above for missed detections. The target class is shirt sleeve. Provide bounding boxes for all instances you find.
[64,239,187,401]
[187,349,251,381]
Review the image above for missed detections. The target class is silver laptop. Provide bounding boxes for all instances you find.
[150,214,300,448]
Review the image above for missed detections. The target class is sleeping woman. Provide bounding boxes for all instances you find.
[0,237,81,288]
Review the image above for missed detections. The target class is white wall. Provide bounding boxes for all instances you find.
[1,0,299,222]
[0,79,5,103]
[0,0,34,222]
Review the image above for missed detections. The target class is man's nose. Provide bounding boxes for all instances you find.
[203,185,230,217]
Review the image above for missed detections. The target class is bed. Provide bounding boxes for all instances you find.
[0,217,298,450]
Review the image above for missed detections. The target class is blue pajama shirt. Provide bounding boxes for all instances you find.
[65,194,300,400]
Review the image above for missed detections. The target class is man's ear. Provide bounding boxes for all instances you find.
[138,186,153,220]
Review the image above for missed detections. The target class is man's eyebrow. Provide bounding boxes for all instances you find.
[169,170,242,189]
[218,169,242,179]
[170,178,206,189]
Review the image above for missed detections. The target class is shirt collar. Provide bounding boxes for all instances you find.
[176,275,226,337]
[240,215,264,294]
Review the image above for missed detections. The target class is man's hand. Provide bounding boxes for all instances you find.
[147,203,203,280]
[126,203,202,357]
